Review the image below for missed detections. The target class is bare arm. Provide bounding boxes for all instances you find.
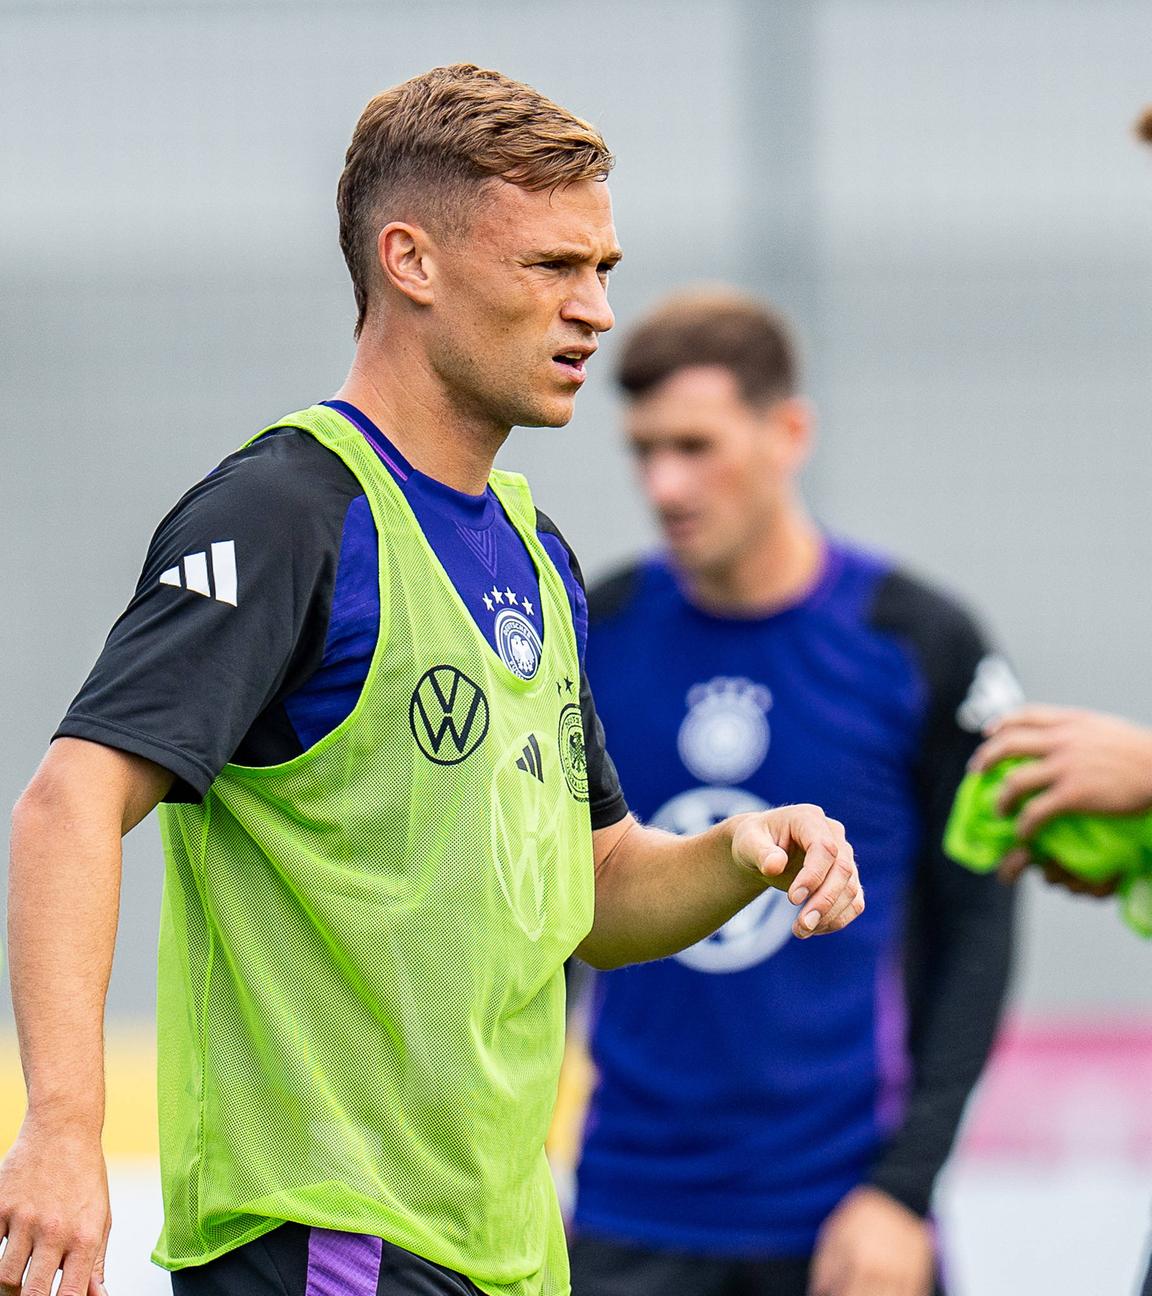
[0,737,171,1296]
[576,805,862,971]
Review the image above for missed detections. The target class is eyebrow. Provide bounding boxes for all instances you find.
[532,245,624,268]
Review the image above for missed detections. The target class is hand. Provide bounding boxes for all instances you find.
[730,804,863,939]
[0,1114,111,1296]
[971,705,1152,838]
[809,1186,935,1296]
[996,846,1122,896]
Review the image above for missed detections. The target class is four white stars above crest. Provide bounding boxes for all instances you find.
[482,587,534,617]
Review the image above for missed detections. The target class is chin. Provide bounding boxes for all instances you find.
[510,399,577,430]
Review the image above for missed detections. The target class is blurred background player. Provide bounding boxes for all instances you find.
[567,289,1018,1296]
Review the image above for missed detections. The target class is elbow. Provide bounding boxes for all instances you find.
[572,939,633,972]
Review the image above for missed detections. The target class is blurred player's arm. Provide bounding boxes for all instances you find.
[0,739,171,1295]
[814,578,1016,1296]
[874,587,1017,1203]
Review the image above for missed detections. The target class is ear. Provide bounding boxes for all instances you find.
[377,221,437,306]
[771,396,815,470]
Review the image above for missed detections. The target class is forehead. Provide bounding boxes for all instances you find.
[628,365,752,436]
[474,178,620,255]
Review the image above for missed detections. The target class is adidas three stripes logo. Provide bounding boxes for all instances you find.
[159,541,238,606]
[516,734,544,782]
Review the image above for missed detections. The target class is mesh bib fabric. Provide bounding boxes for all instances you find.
[153,406,595,1296]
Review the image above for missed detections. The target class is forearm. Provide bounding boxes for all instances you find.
[8,786,124,1132]
[869,869,1015,1214]
[576,816,771,969]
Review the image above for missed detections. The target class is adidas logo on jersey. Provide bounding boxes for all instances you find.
[516,734,544,782]
[956,654,1024,733]
[159,541,237,606]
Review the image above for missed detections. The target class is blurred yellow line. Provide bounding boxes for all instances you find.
[0,1029,593,1165]
[0,1030,158,1159]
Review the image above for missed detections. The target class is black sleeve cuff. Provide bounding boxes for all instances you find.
[53,716,213,804]
[590,794,630,833]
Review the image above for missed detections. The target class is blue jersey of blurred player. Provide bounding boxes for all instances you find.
[569,290,1018,1296]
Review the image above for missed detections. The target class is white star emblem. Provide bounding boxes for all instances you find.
[523,599,534,617]
[491,586,504,605]
[483,593,494,612]
[505,588,518,604]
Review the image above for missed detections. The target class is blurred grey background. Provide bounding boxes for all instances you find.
[3,0,1151,1028]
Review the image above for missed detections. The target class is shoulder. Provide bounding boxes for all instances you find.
[866,562,987,653]
[862,559,1008,719]
[148,428,364,559]
[586,561,645,625]
[534,507,586,589]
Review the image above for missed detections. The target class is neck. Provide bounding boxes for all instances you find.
[335,327,507,495]
[681,502,825,616]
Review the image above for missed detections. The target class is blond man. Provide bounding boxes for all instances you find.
[0,66,863,1296]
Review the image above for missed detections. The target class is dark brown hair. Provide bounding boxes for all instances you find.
[1138,106,1152,145]
[337,63,614,337]
[617,288,799,405]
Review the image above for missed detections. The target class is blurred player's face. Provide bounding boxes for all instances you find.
[425,179,620,431]
[626,366,809,577]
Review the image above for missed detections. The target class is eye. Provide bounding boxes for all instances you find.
[537,260,568,271]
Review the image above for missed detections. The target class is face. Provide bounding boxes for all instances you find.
[423,178,621,431]
[626,366,808,577]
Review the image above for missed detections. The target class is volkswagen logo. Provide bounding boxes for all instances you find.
[410,665,490,765]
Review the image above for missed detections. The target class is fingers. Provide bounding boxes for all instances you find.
[0,1219,33,1293]
[982,704,1076,736]
[23,1242,65,1296]
[774,806,847,901]
[794,847,864,939]
[1014,786,1070,839]
[58,1232,103,1296]
[996,847,1033,884]
[970,726,1057,773]
[995,757,1058,815]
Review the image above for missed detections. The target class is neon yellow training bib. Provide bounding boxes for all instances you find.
[154,406,595,1296]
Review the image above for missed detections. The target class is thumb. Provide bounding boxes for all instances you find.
[732,815,789,879]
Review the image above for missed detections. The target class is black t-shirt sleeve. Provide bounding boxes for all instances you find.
[534,509,630,832]
[54,430,358,802]
[866,570,1019,1216]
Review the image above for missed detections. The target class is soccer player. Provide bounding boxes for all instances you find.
[568,290,1016,1296]
[0,67,863,1296]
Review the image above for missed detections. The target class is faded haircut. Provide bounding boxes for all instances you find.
[337,63,614,337]
[617,287,800,406]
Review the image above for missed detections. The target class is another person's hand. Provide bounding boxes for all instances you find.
[808,1186,935,1296]
[0,1114,110,1296]
[730,804,864,939]
[971,705,1152,838]
[995,846,1123,894]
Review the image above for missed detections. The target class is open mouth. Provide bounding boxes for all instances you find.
[552,350,590,380]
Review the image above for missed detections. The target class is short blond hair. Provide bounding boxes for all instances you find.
[337,64,614,336]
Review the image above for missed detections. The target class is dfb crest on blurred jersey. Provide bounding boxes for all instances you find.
[678,676,773,785]
[652,786,794,971]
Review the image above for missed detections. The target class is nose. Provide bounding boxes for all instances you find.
[561,270,615,335]
[643,452,693,512]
